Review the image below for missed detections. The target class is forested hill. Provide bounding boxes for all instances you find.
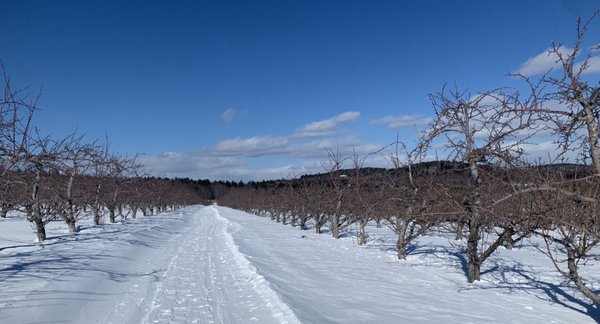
[176,161,591,200]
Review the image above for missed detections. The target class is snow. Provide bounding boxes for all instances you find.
[144,207,299,324]
[0,205,598,323]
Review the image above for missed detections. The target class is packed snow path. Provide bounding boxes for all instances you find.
[144,206,299,324]
[0,206,298,324]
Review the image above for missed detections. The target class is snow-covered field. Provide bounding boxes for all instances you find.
[0,205,598,323]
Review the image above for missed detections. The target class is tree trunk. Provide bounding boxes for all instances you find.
[358,221,367,245]
[397,238,407,260]
[504,229,516,250]
[505,237,514,250]
[64,202,78,233]
[467,259,481,283]
[65,172,78,233]
[397,220,408,260]
[568,247,600,304]
[583,104,600,175]
[131,205,138,219]
[455,221,463,240]
[332,195,343,239]
[93,184,102,225]
[93,206,101,225]
[34,217,46,242]
[466,219,481,283]
[329,213,342,239]
[66,218,77,233]
[30,171,46,241]
[0,206,8,218]
[109,206,116,223]
[466,156,483,283]
[331,220,340,239]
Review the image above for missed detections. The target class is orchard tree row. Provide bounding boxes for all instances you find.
[0,66,205,241]
[219,14,600,304]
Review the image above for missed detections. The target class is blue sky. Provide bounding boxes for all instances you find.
[2,0,599,180]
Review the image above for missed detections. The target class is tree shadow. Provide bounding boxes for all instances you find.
[463,259,600,323]
[362,233,599,322]
[0,214,187,298]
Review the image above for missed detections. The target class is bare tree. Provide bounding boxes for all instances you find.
[425,86,535,282]
[0,63,37,217]
[527,166,600,303]
[323,149,352,239]
[309,181,329,234]
[347,153,383,245]
[54,133,99,232]
[296,179,316,230]
[87,138,114,225]
[22,131,64,241]
[101,153,141,223]
[512,12,600,304]
[383,142,440,259]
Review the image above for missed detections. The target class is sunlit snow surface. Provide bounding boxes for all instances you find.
[0,205,598,323]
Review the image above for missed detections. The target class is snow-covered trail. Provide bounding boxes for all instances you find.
[144,206,299,324]
[0,206,299,324]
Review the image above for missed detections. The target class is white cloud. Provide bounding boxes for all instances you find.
[517,46,600,76]
[576,56,600,74]
[246,165,310,180]
[512,140,580,164]
[335,111,361,122]
[518,141,560,154]
[283,135,382,160]
[139,110,414,180]
[371,114,432,129]
[294,111,360,138]
[221,108,237,122]
[207,161,325,181]
[141,153,244,177]
[203,136,291,157]
[144,151,327,181]
[516,46,573,76]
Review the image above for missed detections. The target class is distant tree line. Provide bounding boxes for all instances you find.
[174,178,246,200]
[218,14,600,305]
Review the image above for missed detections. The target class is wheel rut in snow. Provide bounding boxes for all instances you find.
[144,206,299,324]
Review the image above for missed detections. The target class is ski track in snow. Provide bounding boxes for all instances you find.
[0,206,299,324]
[143,206,300,324]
